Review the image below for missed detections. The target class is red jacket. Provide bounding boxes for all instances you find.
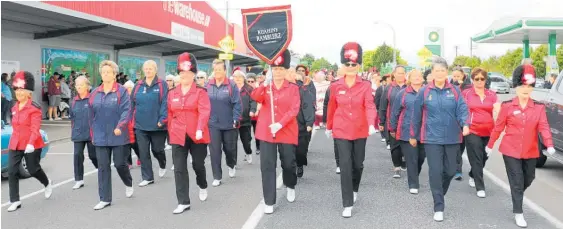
[327,76,377,140]
[167,83,211,145]
[487,98,553,159]
[250,80,300,145]
[9,101,46,150]
[462,87,497,136]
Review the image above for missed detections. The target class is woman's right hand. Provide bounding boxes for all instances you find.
[409,138,417,147]
[114,128,122,136]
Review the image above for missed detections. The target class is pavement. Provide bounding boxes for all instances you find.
[1,91,562,229]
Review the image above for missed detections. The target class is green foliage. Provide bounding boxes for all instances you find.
[331,63,339,71]
[362,44,407,71]
[452,56,481,69]
[311,57,332,72]
[556,45,563,71]
[497,48,523,77]
[531,45,548,78]
[300,53,315,67]
[480,56,501,73]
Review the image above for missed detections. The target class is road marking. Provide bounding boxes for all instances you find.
[45,153,75,155]
[41,124,71,127]
[241,172,283,229]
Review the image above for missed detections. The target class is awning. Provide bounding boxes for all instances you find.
[472,17,563,44]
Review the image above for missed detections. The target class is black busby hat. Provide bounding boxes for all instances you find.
[271,49,291,69]
[12,71,35,91]
[341,42,363,65]
[177,52,197,74]
[512,64,536,87]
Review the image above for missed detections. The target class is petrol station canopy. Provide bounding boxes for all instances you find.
[472,17,563,44]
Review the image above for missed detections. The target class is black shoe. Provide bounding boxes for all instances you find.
[454,173,463,181]
[297,166,304,178]
[256,150,260,155]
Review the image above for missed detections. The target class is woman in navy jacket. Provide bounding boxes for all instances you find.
[410,57,469,222]
[70,75,98,190]
[90,60,133,210]
[232,69,257,164]
[389,69,426,194]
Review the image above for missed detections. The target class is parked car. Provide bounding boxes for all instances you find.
[535,78,545,89]
[1,121,50,179]
[536,70,563,167]
[489,76,510,94]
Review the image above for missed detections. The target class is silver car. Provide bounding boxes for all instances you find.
[489,76,510,94]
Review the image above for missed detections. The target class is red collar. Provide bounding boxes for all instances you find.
[97,82,119,93]
[208,77,231,86]
[510,97,534,109]
[335,75,363,86]
[428,80,454,90]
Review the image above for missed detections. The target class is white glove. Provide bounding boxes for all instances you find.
[269,123,282,135]
[325,129,333,138]
[368,125,377,135]
[25,144,35,154]
[485,147,492,157]
[547,147,556,155]
[195,130,203,140]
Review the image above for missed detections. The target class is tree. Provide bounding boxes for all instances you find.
[300,53,315,69]
[480,56,501,73]
[498,48,523,77]
[368,43,407,70]
[417,47,433,68]
[331,63,339,71]
[466,57,482,69]
[311,57,332,72]
[452,56,470,67]
[362,50,377,71]
[531,44,548,78]
[556,45,563,72]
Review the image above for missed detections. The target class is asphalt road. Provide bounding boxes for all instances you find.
[2,91,562,229]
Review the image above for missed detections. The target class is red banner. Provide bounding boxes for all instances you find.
[43,1,234,49]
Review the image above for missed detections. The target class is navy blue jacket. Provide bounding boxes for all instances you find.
[379,82,407,129]
[238,84,257,127]
[89,83,131,146]
[131,77,168,131]
[410,82,469,144]
[206,78,242,130]
[389,86,418,142]
[70,94,92,142]
[295,80,315,133]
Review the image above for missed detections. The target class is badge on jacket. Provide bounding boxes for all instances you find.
[513,110,521,115]
[339,90,346,95]
[428,94,432,100]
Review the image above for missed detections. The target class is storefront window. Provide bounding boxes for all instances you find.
[118,55,159,82]
[41,48,109,86]
[163,61,212,76]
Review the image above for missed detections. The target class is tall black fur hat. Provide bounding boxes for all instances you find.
[512,64,536,87]
[12,71,35,91]
[340,42,363,65]
[271,49,291,69]
[177,52,198,74]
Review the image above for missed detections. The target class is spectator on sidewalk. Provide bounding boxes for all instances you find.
[47,72,62,121]
[2,73,14,124]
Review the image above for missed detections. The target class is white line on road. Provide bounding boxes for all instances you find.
[41,124,71,127]
[241,172,284,229]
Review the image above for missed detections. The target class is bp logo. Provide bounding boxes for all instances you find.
[428,31,439,42]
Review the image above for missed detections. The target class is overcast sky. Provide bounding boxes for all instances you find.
[209,0,562,66]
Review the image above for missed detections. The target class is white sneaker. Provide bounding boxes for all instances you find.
[93,201,111,210]
[353,192,358,203]
[49,118,54,121]
[73,180,84,190]
[286,188,295,203]
[189,155,193,164]
[336,167,341,174]
[159,168,167,177]
[126,186,134,198]
[381,138,386,142]
[138,180,154,187]
[246,155,253,164]
[55,117,62,121]
[342,207,353,218]
[212,180,221,187]
[7,201,21,212]
[228,167,236,178]
[165,144,172,150]
[172,204,190,214]
[171,165,174,171]
[515,214,527,228]
[199,188,208,201]
[477,190,486,198]
[434,212,444,222]
[410,189,419,194]
[314,126,320,130]
[264,205,274,214]
[44,180,53,199]
[469,178,476,188]
[386,145,390,150]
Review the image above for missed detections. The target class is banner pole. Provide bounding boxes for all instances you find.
[268,65,276,139]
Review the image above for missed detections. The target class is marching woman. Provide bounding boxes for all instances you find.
[124,80,141,168]
[70,75,99,189]
[251,50,300,214]
[168,52,211,214]
[90,60,133,210]
[369,71,381,135]
[410,57,469,221]
[323,69,342,174]
[326,42,377,218]
[207,59,242,186]
[374,74,389,143]
[246,73,262,155]
[313,70,330,129]
[6,71,53,212]
[462,68,499,198]
[451,66,472,181]
[232,68,257,164]
[389,69,426,194]
[486,64,554,228]
[132,60,169,187]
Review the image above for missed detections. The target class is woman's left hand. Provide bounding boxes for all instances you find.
[462,126,470,136]
[114,128,122,136]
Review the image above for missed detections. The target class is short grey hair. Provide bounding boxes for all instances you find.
[124,80,135,88]
[75,75,90,86]
[143,60,158,70]
[196,71,208,78]
[99,60,119,75]
[431,56,448,70]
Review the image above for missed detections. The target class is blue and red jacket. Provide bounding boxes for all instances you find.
[131,77,168,131]
[89,83,131,146]
[378,81,407,129]
[70,93,92,142]
[206,78,242,130]
[410,81,469,144]
[389,85,419,142]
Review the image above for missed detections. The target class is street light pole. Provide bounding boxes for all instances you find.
[225,0,230,75]
[374,21,396,66]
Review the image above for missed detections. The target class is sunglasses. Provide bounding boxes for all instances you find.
[247,80,255,83]
[345,63,358,67]
[473,77,486,82]
[196,77,205,79]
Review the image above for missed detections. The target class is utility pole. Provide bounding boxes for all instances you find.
[454,45,459,57]
[225,0,230,75]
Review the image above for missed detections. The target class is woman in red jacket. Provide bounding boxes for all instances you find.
[486,64,554,228]
[167,52,211,214]
[326,42,377,218]
[251,50,300,215]
[461,68,499,198]
[7,71,52,212]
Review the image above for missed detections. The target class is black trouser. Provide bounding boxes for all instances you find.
[209,128,238,180]
[296,131,312,167]
[251,120,260,150]
[73,141,98,181]
[1,97,12,123]
[465,134,490,191]
[456,140,466,174]
[173,135,208,205]
[127,142,140,165]
[136,130,167,181]
[334,141,340,167]
[8,149,50,202]
[400,141,426,189]
[503,155,536,214]
[425,144,459,212]
[96,145,133,202]
[388,132,404,168]
[260,141,297,206]
[238,125,253,155]
[334,138,367,207]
